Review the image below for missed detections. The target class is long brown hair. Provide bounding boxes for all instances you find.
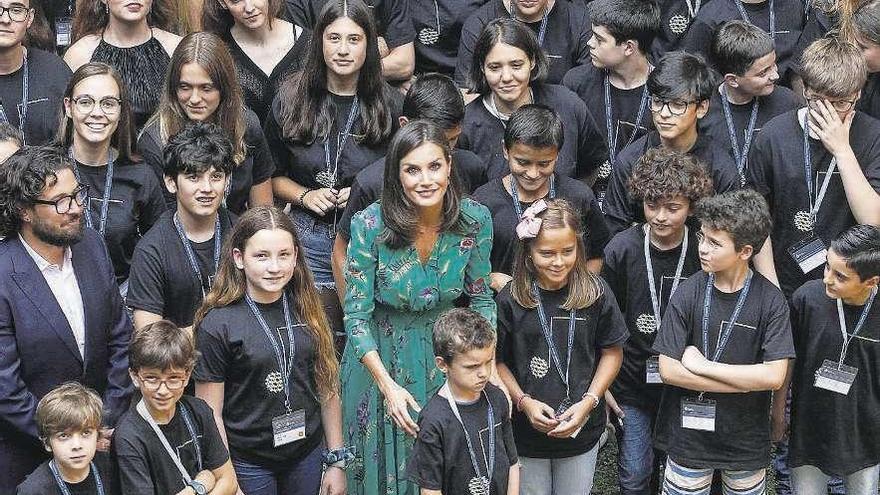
[510,199,603,310]
[72,0,176,41]
[193,206,339,397]
[56,62,139,162]
[202,0,283,34]
[147,32,247,164]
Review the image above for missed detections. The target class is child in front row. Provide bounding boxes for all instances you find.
[113,321,237,494]
[495,199,628,495]
[406,308,520,494]
[602,147,713,495]
[17,383,120,495]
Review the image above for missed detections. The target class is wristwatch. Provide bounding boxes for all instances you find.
[188,480,207,495]
[322,446,356,470]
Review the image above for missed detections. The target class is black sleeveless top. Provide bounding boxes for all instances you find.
[92,31,169,130]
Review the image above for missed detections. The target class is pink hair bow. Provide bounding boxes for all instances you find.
[515,199,548,240]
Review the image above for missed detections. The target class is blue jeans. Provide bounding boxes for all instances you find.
[232,444,324,495]
[792,465,879,495]
[290,208,336,288]
[520,441,601,495]
[616,404,660,495]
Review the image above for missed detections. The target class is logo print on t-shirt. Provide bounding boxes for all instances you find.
[530,356,549,378]
[598,160,613,179]
[265,371,283,394]
[668,14,690,34]
[636,313,657,334]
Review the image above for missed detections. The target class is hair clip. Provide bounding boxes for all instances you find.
[515,199,548,240]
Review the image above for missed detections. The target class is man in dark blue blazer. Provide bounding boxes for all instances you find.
[0,146,133,492]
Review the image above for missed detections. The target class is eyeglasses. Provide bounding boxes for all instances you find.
[0,5,32,22]
[803,91,858,113]
[31,185,89,214]
[649,96,694,116]
[71,96,122,115]
[137,374,188,391]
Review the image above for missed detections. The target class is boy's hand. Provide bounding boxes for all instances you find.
[548,398,594,438]
[680,346,709,376]
[809,99,855,157]
[96,427,114,452]
[520,397,559,433]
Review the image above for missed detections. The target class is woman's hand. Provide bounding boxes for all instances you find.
[302,188,338,216]
[320,466,347,495]
[520,397,559,433]
[381,380,421,437]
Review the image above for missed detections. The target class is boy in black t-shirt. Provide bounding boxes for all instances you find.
[653,189,795,494]
[780,225,880,494]
[562,0,659,205]
[127,123,236,333]
[17,383,119,495]
[603,51,740,235]
[748,37,880,298]
[114,320,237,495]
[701,20,798,184]
[602,147,712,495]
[407,309,519,495]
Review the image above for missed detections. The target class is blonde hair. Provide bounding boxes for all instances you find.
[509,199,603,310]
[36,383,103,443]
[800,37,867,97]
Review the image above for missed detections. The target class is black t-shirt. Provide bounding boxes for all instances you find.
[265,89,403,222]
[788,280,880,476]
[652,270,795,470]
[471,175,610,274]
[412,0,493,75]
[283,0,415,49]
[681,0,805,86]
[746,109,880,297]
[73,156,167,283]
[406,384,518,494]
[496,280,629,458]
[113,396,229,495]
[603,131,740,236]
[858,72,880,122]
[194,297,324,469]
[137,107,276,215]
[16,453,120,495]
[650,0,715,63]
[0,48,71,145]
[222,27,312,126]
[698,85,799,178]
[602,225,702,409]
[336,149,488,238]
[457,83,605,180]
[126,209,236,328]
[562,63,655,194]
[791,7,834,78]
[454,0,591,86]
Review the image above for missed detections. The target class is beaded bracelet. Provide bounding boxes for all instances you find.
[516,393,532,412]
[298,189,312,206]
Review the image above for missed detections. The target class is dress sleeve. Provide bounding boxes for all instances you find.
[464,203,497,327]
[343,209,381,360]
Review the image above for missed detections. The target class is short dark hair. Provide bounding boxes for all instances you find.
[854,0,880,45]
[0,146,73,237]
[163,122,235,178]
[129,320,199,372]
[830,225,880,281]
[648,51,716,101]
[468,17,549,94]
[0,122,23,148]
[710,20,775,76]
[628,147,714,203]
[695,189,771,255]
[589,0,661,55]
[503,104,564,150]
[433,308,496,364]
[403,73,464,130]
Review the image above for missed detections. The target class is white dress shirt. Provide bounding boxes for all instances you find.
[19,235,86,358]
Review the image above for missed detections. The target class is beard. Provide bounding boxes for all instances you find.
[30,214,84,247]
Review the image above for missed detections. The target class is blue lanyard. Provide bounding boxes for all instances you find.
[801,112,837,225]
[320,96,359,189]
[735,0,775,39]
[510,174,556,218]
[179,403,203,472]
[70,149,114,236]
[172,212,222,297]
[836,288,877,366]
[644,224,689,330]
[442,384,496,489]
[603,73,650,164]
[49,460,104,495]
[245,292,297,413]
[0,52,28,144]
[720,87,760,182]
[532,283,576,398]
[701,271,753,362]
[508,4,550,45]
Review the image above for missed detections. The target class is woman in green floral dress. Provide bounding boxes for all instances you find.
[341,121,496,494]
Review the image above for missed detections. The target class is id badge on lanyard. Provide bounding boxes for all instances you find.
[272,409,307,447]
[681,396,716,431]
[646,356,662,384]
[787,236,827,274]
[814,359,858,396]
